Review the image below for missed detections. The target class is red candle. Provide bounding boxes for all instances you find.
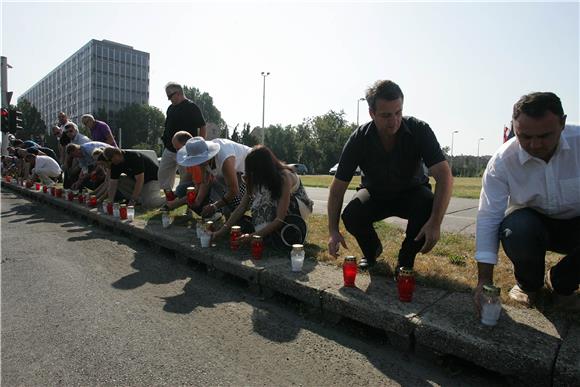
[43,185,48,193]
[35,182,41,191]
[186,187,197,207]
[251,235,264,260]
[67,191,74,201]
[164,190,176,201]
[230,226,241,251]
[107,201,113,215]
[89,195,98,208]
[397,268,416,302]
[55,188,62,198]
[50,187,56,196]
[119,204,127,219]
[78,193,85,204]
[343,256,358,287]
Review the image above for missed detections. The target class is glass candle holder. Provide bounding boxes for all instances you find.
[342,256,358,287]
[186,187,197,207]
[89,195,97,207]
[119,204,127,220]
[230,226,241,251]
[290,244,305,272]
[113,202,120,218]
[480,285,502,326]
[127,205,135,221]
[397,267,416,302]
[251,235,264,260]
[107,201,114,215]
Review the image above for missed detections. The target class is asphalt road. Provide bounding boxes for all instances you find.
[305,187,479,235]
[1,191,500,386]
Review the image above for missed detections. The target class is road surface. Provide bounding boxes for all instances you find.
[1,191,500,386]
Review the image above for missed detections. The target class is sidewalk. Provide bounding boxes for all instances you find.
[3,182,578,387]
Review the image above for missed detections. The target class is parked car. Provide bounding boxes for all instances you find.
[329,163,362,176]
[288,163,308,175]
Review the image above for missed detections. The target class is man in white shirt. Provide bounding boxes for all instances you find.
[474,92,580,313]
[25,154,62,186]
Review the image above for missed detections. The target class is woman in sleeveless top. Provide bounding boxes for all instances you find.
[211,145,313,250]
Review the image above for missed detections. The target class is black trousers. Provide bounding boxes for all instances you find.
[341,185,433,268]
[500,208,580,296]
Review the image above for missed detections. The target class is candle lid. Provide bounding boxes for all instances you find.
[252,235,262,240]
[231,225,241,232]
[127,205,134,209]
[344,255,356,262]
[205,220,214,226]
[399,267,415,277]
[187,187,195,192]
[120,204,127,208]
[483,284,500,297]
[291,244,304,250]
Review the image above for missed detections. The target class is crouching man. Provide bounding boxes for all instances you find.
[474,92,580,313]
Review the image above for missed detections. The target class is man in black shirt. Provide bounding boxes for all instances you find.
[103,148,165,209]
[327,80,453,273]
[159,82,206,203]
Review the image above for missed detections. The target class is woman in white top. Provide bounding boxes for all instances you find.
[212,145,313,250]
[177,137,252,217]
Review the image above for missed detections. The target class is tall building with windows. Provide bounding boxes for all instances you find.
[20,39,149,133]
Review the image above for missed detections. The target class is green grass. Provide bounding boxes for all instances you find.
[300,175,482,199]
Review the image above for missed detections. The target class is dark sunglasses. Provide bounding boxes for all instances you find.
[167,91,177,100]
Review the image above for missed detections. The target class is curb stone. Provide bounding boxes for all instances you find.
[2,182,578,386]
[553,323,580,387]
[414,292,570,386]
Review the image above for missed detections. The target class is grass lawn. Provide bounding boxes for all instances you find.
[301,175,483,199]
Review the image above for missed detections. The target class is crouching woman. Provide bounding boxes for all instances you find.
[211,146,313,250]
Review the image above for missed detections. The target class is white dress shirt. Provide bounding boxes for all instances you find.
[475,124,580,265]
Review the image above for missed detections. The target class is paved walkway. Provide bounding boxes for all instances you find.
[305,187,478,235]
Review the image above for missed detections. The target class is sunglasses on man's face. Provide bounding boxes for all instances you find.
[167,92,177,100]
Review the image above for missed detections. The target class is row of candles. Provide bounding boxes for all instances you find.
[5,176,502,324]
[4,176,135,221]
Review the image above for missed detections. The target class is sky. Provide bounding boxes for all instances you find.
[1,0,579,156]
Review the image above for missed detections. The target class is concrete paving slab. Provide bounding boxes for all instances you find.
[321,274,447,350]
[554,324,580,387]
[414,292,569,386]
[259,259,338,309]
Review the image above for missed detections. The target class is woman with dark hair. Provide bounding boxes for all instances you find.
[212,145,313,250]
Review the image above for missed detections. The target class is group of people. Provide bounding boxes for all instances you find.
[3,79,578,313]
[327,80,579,313]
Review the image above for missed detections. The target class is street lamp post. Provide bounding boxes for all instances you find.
[260,71,270,144]
[450,130,459,175]
[476,137,484,174]
[356,97,365,126]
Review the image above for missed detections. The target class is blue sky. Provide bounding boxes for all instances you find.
[2,1,578,156]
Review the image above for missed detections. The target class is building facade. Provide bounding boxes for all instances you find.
[20,39,149,133]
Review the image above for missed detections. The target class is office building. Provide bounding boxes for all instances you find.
[20,39,149,132]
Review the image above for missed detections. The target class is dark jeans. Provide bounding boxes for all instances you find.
[341,185,433,268]
[500,208,580,296]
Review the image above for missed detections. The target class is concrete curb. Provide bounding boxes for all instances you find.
[3,182,578,386]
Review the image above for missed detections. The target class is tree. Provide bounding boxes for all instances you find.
[16,99,47,137]
[241,123,259,147]
[310,110,354,173]
[182,86,225,129]
[230,127,240,143]
[115,104,165,153]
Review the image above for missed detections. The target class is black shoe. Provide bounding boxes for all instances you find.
[358,257,376,270]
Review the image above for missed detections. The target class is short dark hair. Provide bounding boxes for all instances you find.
[365,80,404,111]
[512,92,564,121]
[66,143,80,155]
